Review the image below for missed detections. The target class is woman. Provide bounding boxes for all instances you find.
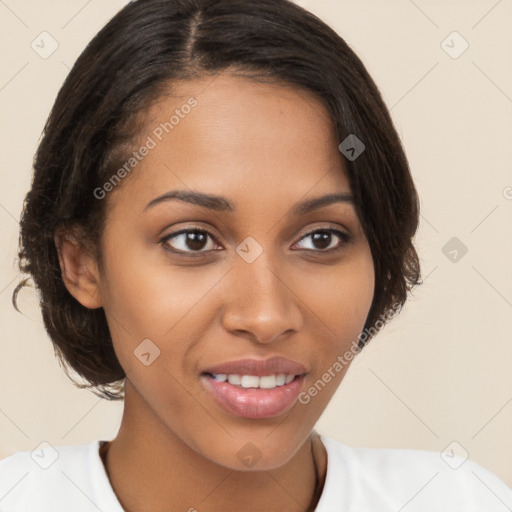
[1,0,511,510]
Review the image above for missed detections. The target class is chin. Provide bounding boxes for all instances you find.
[192,429,309,472]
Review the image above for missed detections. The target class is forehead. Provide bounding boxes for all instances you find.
[108,71,351,212]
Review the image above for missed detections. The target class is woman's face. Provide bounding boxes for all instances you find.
[94,71,375,470]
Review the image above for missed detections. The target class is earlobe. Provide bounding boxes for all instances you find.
[54,230,103,309]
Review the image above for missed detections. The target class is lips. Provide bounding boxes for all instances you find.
[202,356,307,377]
[200,357,308,419]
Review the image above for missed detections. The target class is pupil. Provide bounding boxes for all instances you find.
[313,231,331,250]
[187,231,207,251]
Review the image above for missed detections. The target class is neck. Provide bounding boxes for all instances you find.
[101,383,327,512]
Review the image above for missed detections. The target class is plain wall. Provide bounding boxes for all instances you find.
[1,0,511,489]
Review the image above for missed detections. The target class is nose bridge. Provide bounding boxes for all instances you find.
[221,239,302,343]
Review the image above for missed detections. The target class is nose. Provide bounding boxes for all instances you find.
[220,250,304,345]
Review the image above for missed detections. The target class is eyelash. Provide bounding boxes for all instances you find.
[159,225,351,256]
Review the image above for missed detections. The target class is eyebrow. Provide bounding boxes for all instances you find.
[144,189,354,215]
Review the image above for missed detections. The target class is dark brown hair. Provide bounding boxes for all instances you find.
[13,0,421,400]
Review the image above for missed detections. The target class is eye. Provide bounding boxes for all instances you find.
[160,228,220,254]
[293,228,351,253]
[159,226,351,255]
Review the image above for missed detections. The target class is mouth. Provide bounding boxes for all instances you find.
[200,357,308,419]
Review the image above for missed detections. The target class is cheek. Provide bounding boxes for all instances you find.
[99,244,214,340]
[98,247,234,398]
[298,249,374,341]
[295,255,374,413]
[302,255,375,395]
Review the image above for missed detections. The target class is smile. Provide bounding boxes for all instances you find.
[200,356,308,419]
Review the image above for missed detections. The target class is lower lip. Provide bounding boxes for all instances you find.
[201,374,306,419]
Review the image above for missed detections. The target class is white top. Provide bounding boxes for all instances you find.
[1,436,512,511]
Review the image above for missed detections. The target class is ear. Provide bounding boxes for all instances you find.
[54,228,103,309]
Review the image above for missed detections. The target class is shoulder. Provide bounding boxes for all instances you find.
[0,440,122,512]
[317,435,512,512]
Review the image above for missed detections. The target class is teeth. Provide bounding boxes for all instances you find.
[227,374,241,385]
[241,375,260,388]
[259,375,276,389]
[211,373,296,389]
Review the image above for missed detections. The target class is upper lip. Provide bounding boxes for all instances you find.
[202,356,307,377]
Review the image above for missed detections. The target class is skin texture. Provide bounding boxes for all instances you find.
[56,71,375,512]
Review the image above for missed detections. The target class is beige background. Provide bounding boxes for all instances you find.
[1,0,511,492]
